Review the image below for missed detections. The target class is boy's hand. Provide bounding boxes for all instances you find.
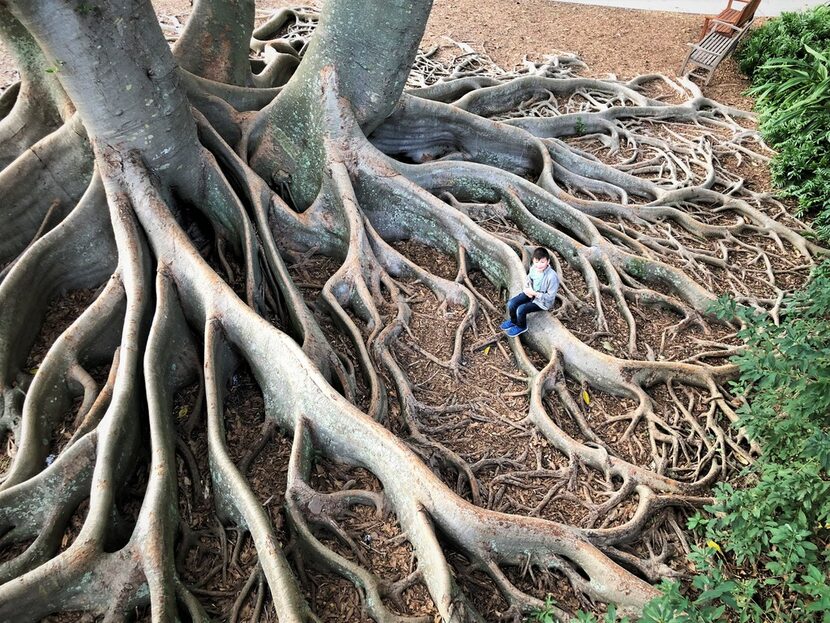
[523,287,535,298]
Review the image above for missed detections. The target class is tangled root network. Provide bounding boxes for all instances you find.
[0,1,824,622]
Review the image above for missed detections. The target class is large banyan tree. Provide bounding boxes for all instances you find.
[0,0,824,621]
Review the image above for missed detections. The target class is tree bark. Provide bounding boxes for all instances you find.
[7,0,199,177]
[173,0,256,86]
[247,0,433,207]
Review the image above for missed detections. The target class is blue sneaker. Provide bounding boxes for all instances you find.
[500,319,515,330]
[506,325,527,337]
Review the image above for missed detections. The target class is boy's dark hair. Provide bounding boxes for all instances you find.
[532,247,550,261]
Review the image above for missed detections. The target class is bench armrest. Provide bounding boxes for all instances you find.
[708,18,744,33]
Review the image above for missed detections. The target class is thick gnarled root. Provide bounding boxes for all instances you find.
[0,4,826,621]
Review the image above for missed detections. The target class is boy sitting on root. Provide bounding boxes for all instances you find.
[500,247,559,337]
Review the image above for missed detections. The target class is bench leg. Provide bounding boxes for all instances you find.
[703,66,715,85]
[679,53,691,76]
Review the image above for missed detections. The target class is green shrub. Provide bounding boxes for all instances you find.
[665,264,830,622]
[565,18,830,623]
[531,596,559,623]
[751,46,830,129]
[735,7,830,239]
[762,103,830,226]
[570,263,830,623]
[738,5,830,77]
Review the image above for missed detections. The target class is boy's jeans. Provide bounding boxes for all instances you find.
[507,293,543,329]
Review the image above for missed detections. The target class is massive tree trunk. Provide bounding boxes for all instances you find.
[0,1,823,621]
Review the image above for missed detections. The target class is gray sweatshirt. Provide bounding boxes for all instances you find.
[524,266,559,311]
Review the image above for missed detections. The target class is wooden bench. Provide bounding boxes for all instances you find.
[680,19,753,85]
[700,0,762,38]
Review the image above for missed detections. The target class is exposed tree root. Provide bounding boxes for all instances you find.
[0,1,825,622]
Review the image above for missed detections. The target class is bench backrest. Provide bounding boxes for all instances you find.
[733,0,762,26]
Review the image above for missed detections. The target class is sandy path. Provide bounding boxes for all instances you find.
[556,0,819,17]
